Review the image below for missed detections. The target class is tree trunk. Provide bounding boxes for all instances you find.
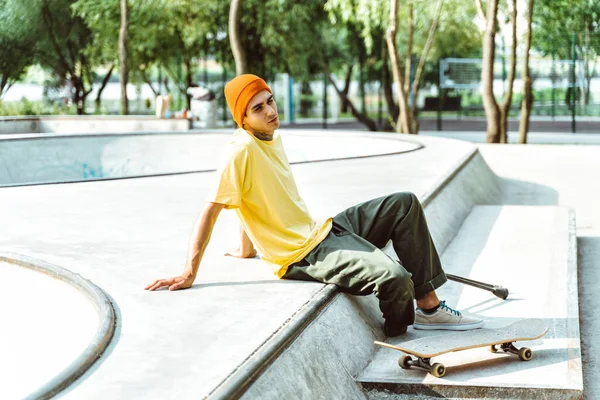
[72,76,89,115]
[185,57,193,110]
[340,64,353,113]
[328,71,377,131]
[499,0,517,144]
[474,0,486,21]
[119,0,129,115]
[583,30,592,106]
[404,1,414,94]
[229,0,247,76]
[411,0,445,134]
[382,48,398,123]
[386,0,413,134]
[481,0,501,143]
[95,63,115,114]
[518,0,535,144]
[140,69,158,96]
[0,75,9,98]
[358,42,366,113]
[585,57,596,106]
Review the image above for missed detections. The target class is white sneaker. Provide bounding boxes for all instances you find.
[414,300,484,331]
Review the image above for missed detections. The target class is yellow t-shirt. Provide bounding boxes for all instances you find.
[208,129,332,277]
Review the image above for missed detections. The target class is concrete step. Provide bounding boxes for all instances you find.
[358,205,582,399]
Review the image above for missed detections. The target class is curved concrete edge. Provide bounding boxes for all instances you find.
[208,285,339,399]
[421,146,478,208]
[0,252,117,400]
[209,142,492,399]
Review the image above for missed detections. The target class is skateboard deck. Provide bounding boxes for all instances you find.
[374,318,549,378]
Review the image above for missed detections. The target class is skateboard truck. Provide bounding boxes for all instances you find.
[490,342,533,361]
[399,355,446,378]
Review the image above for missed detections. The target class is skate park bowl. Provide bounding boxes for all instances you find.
[0,253,115,400]
[0,115,190,135]
[0,119,584,399]
[0,131,422,187]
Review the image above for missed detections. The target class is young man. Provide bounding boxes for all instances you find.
[145,74,483,336]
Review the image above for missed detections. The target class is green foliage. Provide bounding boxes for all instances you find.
[533,0,600,57]
[2,0,97,112]
[0,0,38,97]
[0,98,76,116]
[236,0,334,81]
[73,0,231,97]
[325,0,481,59]
[429,1,481,59]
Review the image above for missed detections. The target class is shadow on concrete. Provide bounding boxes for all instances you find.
[497,177,560,206]
[576,235,600,400]
[461,297,526,315]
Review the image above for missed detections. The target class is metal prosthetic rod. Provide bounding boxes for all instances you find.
[446,273,509,300]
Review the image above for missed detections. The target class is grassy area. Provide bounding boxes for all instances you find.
[0,98,76,116]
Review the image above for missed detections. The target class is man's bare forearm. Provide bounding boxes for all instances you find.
[184,202,224,278]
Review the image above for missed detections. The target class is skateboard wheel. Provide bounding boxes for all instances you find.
[431,363,446,378]
[518,347,532,361]
[489,345,498,353]
[399,355,413,369]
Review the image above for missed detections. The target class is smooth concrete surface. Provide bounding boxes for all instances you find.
[0,116,190,134]
[1,130,596,399]
[359,206,581,399]
[0,261,98,399]
[0,133,474,399]
[0,131,420,186]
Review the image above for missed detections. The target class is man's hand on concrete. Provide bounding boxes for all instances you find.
[225,247,257,259]
[145,274,195,291]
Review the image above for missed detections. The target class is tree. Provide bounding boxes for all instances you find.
[479,0,501,143]
[71,1,118,112]
[519,0,535,144]
[387,0,413,133]
[0,0,37,99]
[534,1,600,106]
[119,0,129,114]
[327,0,471,133]
[229,0,247,75]
[1,0,95,113]
[499,0,517,144]
[74,0,230,111]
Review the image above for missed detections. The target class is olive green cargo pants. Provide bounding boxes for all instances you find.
[283,192,447,335]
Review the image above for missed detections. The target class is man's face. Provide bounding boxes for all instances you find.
[243,90,279,136]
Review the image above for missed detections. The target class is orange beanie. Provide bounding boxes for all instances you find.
[224,74,272,127]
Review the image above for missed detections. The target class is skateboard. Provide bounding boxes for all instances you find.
[374,318,549,378]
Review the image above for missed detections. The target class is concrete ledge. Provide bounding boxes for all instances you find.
[359,206,582,399]
[0,253,116,400]
[0,115,190,134]
[213,146,503,399]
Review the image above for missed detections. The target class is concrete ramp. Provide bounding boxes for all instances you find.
[358,206,582,399]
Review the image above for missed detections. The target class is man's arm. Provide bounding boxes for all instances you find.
[225,225,257,258]
[145,202,225,291]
